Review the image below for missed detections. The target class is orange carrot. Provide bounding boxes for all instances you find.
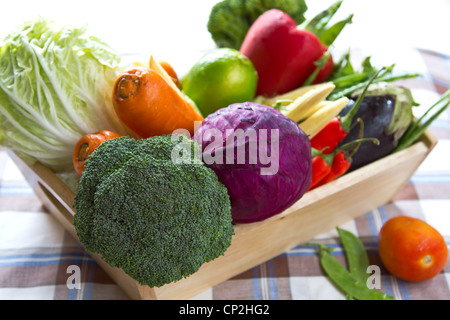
[112,66,203,138]
[73,130,122,176]
[158,60,180,88]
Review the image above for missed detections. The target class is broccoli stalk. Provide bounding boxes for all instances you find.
[207,0,308,50]
[73,134,234,287]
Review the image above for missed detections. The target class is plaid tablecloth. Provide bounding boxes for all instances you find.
[0,47,449,300]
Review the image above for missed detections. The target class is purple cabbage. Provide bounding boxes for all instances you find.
[193,102,312,223]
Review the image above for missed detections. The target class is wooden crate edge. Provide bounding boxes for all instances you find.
[4,129,438,300]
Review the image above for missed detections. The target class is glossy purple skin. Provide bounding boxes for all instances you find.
[193,102,312,223]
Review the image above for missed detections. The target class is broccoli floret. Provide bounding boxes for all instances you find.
[73,134,234,287]
[207,0,308,50]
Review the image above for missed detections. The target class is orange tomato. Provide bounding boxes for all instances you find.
[378,216,448,282]
[73,130,122,176]
[112,66,203,138]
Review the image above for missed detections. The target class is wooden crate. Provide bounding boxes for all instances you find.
[7,129,437,300]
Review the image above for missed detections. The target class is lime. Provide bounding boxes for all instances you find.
[181,48,258,117]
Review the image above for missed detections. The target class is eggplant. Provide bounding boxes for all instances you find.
[337,82,415,172]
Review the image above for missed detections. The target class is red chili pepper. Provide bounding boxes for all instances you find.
[308,136,379,191]
[240,9,334,97]
[307,149,334,191]
[314,151,351,187]
[310,68,384,154]
[310,117,347,154]
[313,120,380,188]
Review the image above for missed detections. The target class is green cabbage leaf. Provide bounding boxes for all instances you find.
[0,18,129,172]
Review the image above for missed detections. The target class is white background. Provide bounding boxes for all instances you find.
[1,0,449,76]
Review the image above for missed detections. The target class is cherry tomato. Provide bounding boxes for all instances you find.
[378,216,448,282]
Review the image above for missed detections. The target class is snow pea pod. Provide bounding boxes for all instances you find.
[316,244,393,300]
[337,227,370,284]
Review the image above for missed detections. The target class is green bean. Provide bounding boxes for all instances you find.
[337,227,370,285]
[315,244,394,300]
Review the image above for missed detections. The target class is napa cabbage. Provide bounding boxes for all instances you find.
[0,18,129,172]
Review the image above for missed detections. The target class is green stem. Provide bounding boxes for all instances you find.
[332,72,368,88]
[318,14,354,47]
[314,136,379,166]
[339,67,386,132]
[300,0,344,35]
[329,48,352,79]
[338,137,379,153]
[346,118,365,158]
[303,50,332,86]
[402,89,450,141]
[394,90,450,152]
[329,71,419,101]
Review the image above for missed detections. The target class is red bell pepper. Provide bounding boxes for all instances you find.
[239,1,352,97]
[240,9,333,97]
